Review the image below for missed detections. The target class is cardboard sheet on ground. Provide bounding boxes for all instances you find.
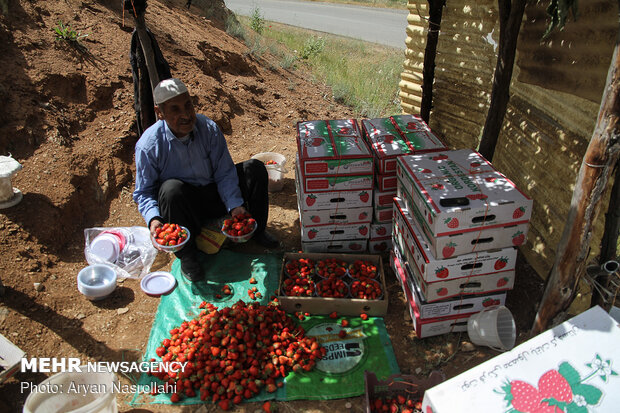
[130,250,399,406]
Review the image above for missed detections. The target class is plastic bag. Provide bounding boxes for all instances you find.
[84,226,157,279]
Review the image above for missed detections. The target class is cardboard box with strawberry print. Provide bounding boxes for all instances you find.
[301,222,371,242]
[392,250,471,338]
[422,306,620,413]
[361,115,447,175]
[370,222,392,239]
[369,236,392,254]
[373,189,397,208]
[296,119,374,176]
[373,204,393,224]
[299,205,373,228]
[402,243,515,302]
[393,246,506,319]
[396,149,533,235]
[397,174,530,258]
[393,198,517,282]
[295,165,373,211]
[301,239,368,253]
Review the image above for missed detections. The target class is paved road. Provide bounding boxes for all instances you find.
[224,0,408,49]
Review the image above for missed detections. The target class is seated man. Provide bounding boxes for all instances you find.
[133,78,278,281]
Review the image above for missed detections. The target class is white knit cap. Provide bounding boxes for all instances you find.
[153,78,188,105]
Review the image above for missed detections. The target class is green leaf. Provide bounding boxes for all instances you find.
[566,403,589,413]
[573,383,602,405]
[559,362,581,386]
[544,398,568,410]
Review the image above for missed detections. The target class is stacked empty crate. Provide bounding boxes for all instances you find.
[296,119,375,253]
[391,149,532,338]
[360,114,447,254]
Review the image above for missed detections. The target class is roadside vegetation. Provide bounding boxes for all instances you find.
[226,11,403,118]
[309,0,407,9]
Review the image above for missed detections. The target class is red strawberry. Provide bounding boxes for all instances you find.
[445,217,459,228]
[512,231,525,246]
[359,226,368,236]
[497,277,509,288]
[218,399,231,410]
[442,242,456,258]
[311,215,320,223]
[359,191,369,203]
[308,229,318,240]
[329,311,338,319]
[426,407,434,413]
[506,380,543,413]
[306,195,317,206]
[431,183,444,190]
[341,319,349,327]
[431,154,448,161]
[482,298,494,307]
[494,257,508,270]
[538,370,573,403]
[435,267,449,279]
[376,226,387,236]
[513,206,526,219]
[359,211,368,220]
[249,277,257,284]
[170,393,180,403]
[360,313,369,320]
[437,287,448,296]
[262,400,272,412]
[338,330,347,338]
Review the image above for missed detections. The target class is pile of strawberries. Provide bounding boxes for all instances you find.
[351,278,382,300]
[282,258,316,297]
[316,258,348,278]
[149,299,325,410]
[348,260,377,279]
[369,394,423,413]
[316,277,348,298]
[221,213,256,238]
[154,223,188,247]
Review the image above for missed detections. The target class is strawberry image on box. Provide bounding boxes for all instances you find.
[296,119,374,176]
[393,198,518,282]
[361,115,447,175]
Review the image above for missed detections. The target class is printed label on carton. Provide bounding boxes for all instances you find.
[301,239,368,253]
[303,174,374,192]
[375,173,398,191]
[373,205,393,224]
[301,223,371,242]
[373,189,397,208]
[393,198,517,282]
[396,149,533,235]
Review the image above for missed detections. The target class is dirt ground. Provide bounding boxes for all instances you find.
[0,1,546,411]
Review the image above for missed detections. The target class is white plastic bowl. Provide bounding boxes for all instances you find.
[77,265,117,301]
[221,220,257,243]
[150,226,190,253]
[251,152,288,192]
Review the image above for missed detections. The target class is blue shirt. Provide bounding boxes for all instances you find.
[133,114,244,225]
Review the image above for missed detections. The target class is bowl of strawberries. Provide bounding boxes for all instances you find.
[221,213,257,243]
[151,223,190,253]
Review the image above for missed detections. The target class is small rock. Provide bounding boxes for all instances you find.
[461,341,476,352]
[117,307,129,315]
[345,402,352,409]
[34,282,44,292]
[77,313,86,320]
[415,367,422,375]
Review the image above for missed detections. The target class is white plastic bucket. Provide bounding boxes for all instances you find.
[23,368,118,413]
[467,306,516,351]
[251,152,288,192]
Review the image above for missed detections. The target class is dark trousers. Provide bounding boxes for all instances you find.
[158,159,269,257]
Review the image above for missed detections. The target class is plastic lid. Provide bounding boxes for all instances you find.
[90,234,120,263]
[141,271,176,296]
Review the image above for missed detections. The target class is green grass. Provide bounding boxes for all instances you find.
[239,18,404,118]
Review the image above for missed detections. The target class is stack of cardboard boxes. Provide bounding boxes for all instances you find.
[295,119,374,253]
[360,114,447,254]
[391,149,532,338]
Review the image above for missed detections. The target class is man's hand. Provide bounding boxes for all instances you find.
[149,218,163,237]
[230,206,247,217]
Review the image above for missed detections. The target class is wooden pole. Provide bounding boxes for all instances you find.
[134,14,160,92]
[478,0,526,162]
[420,0,446,124]
[532,25,620,334]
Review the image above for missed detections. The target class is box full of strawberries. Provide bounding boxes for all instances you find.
[365,370,445,413]
[277,252,388,316]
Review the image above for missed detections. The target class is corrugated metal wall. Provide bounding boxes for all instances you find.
[400,0,617,300]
